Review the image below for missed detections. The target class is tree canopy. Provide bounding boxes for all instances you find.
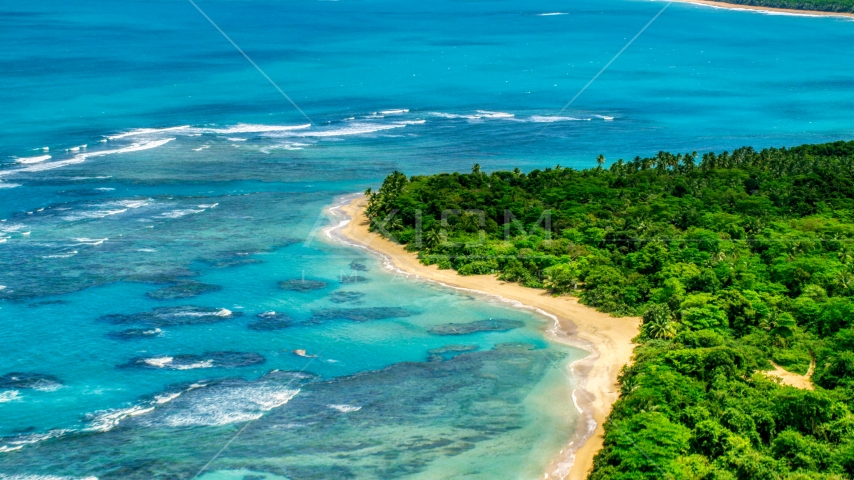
[366,141,854,478]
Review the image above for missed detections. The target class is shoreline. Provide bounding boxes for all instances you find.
[324,194,641,480]
[670,0,854,19]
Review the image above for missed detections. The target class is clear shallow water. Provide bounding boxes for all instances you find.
[1,0,853,478]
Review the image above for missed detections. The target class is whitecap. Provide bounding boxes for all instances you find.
[73,238,108,246]
[285,123,406,138]
[0,390,20,403]
[0,286,6,291]
[328,404,361,413]
[197,203,218,209]
[0,475,98,480]
[42,251,78,259]
[142,357,174,368]
[192,145,210,151]
[0,182,21,189]
[529,115,588,122]
[154,391,182,404]
[593,114,615,121]
[379,109,409,115]
[226,137,247,142]
[159,209,204,219]
[95,187,115,191]
[197,123,311,135]
[107,125,190,140]
[14,155,51,164]
[156,386,299,427]
[538,12,568,16]
[87,405,156,432]
[0,139,175,178]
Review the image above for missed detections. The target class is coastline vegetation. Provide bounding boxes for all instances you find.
[365,141,854,478]
[709,0,854,13]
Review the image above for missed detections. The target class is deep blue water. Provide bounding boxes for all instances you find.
[1,0,853,478]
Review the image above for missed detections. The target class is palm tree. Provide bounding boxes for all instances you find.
[644,316,677,340]
[596,154,605,169]
[425,228,443,249]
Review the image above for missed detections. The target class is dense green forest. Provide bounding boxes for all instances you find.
[364,141,854,479]
[714,0,854,13]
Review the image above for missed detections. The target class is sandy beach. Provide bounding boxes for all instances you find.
[327,195,642,480]
[673,0,854,19]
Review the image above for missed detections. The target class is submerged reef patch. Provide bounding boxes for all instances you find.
[0,372,63,391]
[99,306,240,327]
[120,351,266,370]
[146,281,222,300]
[248,312,292,331]
[279,279,328,292]
[328,291,366,304]
[310,307,411,323]
[428,319,525,336]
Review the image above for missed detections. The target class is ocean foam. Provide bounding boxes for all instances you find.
[430,110,515,121]
[538,12,568,15]
[0,476,98,479]
[378,109,409,115]
[328,404,361,413]
[87,405,156,432]
[107,125,190,140]
[0,139,174,178]
[0,390,20,403]
[14,155,51,164]
[142,356,174,368]
[197,203,218,209]
[42,251,78,259]
[529,115,588,122]
[159,209,204,219]
[73,238,108,246]
[0,182,21,189]
[157,386,299,427]
[198,123,311,135]
[285,123,407,138]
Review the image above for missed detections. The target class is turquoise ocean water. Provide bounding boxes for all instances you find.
[1,0,853,478]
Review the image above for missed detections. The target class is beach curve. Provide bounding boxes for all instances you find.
[325,194,642,480]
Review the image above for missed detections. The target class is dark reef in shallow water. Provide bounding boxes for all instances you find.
[311,307,411,323]
[120,351,265,370]
[0,346,567,478]
[349,260,368,271]
[279,279,328,292]
[0,372,63,390]
[146,281,221,300]
[427,345,479,362]
[429,319,525,335]
[328,291,366,304]
[99,306,240,327]
[107,328,164,341]
[339,274,369,284]
[248,312,291,331]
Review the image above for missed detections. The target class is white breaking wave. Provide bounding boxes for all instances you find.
[0,139,175,178]
[107,125,190,140]
[378,109,409,115]
[275,122,407,138]
[197,123,311,135]
[0,182,21,189]
[538,12,568,16]
[73,238,108,246]
[0,390,20,403]
[42,251,78,259]
[328,404,361,413]
[226,137,247,142]
[0,286,6,291]
[430,110,515,120]
[142,357,215,370]
[14,155,51,164]
[156,386,299,427]
[87,405,156,432]
[593,114,615,121]
[197,203,218,209]
[159,209,204,219]
[529,115,589,122]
